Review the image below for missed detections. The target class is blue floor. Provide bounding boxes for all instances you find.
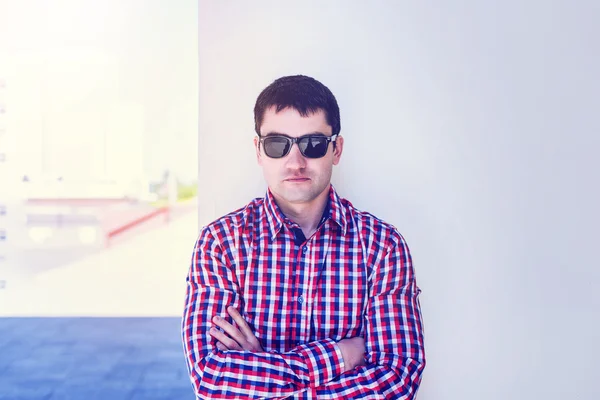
[0,318,194,400]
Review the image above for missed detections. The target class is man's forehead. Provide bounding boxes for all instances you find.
[260,106,332,135]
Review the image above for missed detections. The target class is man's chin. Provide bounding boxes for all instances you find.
[277,188,316,205]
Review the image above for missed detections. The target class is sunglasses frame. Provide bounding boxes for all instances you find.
[258,133,339,159]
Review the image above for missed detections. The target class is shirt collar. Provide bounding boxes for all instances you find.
[264,188,285,238]
[327,185,348,235]
[263,185,348,240]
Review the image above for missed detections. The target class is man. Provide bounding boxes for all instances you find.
[182,75,425,399]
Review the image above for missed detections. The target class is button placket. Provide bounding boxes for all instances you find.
[296,250,309,342]
[296,292,306,344]
[292,243,306,344]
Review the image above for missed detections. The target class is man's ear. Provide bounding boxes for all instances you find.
[254,136,262,165]
[332,135,344,165]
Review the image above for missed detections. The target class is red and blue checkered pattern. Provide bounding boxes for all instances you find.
[182,186,425,399]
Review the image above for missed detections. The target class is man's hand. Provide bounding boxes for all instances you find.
[337,337,366,372]
[209,306,264,352]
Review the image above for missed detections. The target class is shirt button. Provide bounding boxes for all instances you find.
[297,295,304,304]
[302,246,308,254]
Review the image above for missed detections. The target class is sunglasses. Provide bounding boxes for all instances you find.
[259,133,338,159]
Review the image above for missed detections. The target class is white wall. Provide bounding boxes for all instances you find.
[197,1,600,399]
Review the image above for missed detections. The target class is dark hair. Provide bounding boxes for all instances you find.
[254,75,341,136]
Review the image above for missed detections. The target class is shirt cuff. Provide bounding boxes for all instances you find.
[296,338,345,387]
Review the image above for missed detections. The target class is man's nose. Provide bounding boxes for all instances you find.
[285,142,307,169]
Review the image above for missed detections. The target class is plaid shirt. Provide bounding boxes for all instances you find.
[182,186,425,399]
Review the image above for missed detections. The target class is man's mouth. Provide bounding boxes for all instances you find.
[285,177,310,182]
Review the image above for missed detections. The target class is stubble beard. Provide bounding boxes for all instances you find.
[275,172,331,206]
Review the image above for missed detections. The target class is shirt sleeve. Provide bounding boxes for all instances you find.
[181,226,346,399]
[315,231,426,399]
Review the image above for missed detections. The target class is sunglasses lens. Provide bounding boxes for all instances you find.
[263,136,291,158]
[299,136,329,158]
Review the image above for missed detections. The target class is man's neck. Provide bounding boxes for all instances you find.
[273,185,330,239]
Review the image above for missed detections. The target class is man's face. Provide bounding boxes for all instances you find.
[254,106,343,206]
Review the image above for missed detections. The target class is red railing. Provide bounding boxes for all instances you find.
[105,206,170,247]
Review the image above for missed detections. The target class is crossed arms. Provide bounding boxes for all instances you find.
[209,306,367,372]
[181,228,426,399]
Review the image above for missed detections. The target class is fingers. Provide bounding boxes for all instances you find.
[216,341,227,351]
[209,327,242,351]
[227,306,250,336]
[209,307,264,352]
[212,314,246,346]
[227,306,255,338]
[227,307,263,351]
